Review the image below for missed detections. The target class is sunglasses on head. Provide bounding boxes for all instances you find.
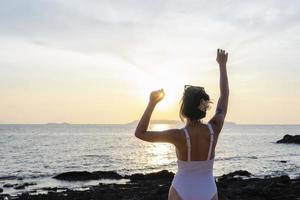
[184,85,204,90]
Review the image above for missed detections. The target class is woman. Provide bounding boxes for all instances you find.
[135,49,229,200]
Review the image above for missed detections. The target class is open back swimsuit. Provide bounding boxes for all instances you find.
[171,123,217,200]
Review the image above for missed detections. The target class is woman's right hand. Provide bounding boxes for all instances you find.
[149,89,165,106]
[216,49,228,66]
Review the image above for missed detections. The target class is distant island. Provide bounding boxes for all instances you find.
[127,120,237,125]
[46,122,71,125]
[44,121,237,126]
[127,120,181,125]
[224,121,237,125]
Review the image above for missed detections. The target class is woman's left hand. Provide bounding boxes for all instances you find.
[149,89,165,105]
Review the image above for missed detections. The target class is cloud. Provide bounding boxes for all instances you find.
[0,0,300,123]
[1,0,299,60]
[1,0,299,71]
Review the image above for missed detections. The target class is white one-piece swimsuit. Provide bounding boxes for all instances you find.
[171,123,217,200]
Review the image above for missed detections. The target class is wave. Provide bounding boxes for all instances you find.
[0,175,19,180]
[0,173,54,181]
[216,156,258,161]
[216,153,300,161]
[83,155,106,158]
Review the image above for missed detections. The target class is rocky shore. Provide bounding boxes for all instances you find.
[1,169,299,200]
[276,134,300,144]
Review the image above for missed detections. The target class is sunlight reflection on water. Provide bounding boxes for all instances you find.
[150,123,170,131]
[147,123,175,166]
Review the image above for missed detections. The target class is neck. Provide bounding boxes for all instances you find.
[186,119,203,127]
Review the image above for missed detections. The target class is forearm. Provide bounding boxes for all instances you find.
[219,65,229,97]
[135,102,156,137]
[216,64,229,116]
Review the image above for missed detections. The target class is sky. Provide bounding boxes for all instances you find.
[0,0,300,124]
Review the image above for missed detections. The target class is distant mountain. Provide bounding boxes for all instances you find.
[150,120,181,124]
[127,120,181,125]
[46,122,70,125]
[224,121,237,125]
[128,120,237,125]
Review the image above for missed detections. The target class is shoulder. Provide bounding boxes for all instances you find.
[163,128,185,145]
[208,114,225,135]
[164,128,184,138]
[208,114,225,136]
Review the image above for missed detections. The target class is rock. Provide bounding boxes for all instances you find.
[228,170,252,177]
[4,170,300,200]
[14,182,36,190]
[53,171,99,181]
[92,171,123,179]
[14,185,25,190]
[41,187,67,192]
[3,183,17,188]
[280,160,287,163]
[276,134,300,144]
[53,170,174,182]
[0,187,3,193]
[217,170,252,182]
[127,170,174,181]
[53,170,124,181]
[275,175,291,184]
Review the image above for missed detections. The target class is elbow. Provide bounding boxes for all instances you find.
[135,131,147,140]
[135,132,140,139]
[134,130,143,139]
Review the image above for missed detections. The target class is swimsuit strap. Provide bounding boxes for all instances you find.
[183,128,191,161]
[207,123,214,160]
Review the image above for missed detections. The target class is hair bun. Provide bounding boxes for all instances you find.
[180,86,211,121]
[183,104,206,120]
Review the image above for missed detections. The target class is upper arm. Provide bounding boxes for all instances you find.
[209,95,228,135]
[135,129,179,144]
[209,113,225,135]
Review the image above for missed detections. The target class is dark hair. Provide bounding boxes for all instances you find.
[179,86,211,121]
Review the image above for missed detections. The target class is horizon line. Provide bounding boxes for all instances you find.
[0,122,299,126]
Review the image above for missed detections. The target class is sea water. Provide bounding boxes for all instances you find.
[0,123,299,195]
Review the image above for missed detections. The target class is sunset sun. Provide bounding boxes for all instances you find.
[138,65,187,111]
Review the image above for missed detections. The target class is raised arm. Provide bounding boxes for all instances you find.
[135,89,178,144]
[209,49,229,133]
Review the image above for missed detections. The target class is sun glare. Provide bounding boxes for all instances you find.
[138,65,187,111]
[147,123,174,165]
[147,143,173,165]
[151,123,169,131]
[145,123,174,165]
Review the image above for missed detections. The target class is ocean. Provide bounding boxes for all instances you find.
[0,123,299,195]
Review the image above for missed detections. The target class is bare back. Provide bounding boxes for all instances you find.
[174,123,218,161]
